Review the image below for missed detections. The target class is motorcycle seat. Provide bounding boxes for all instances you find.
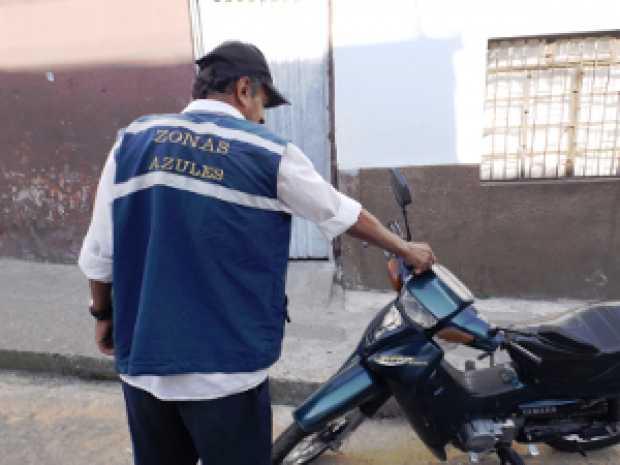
[535,302,620,355]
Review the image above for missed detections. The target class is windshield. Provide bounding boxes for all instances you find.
[404,264,474,320]
[432,264,474,303]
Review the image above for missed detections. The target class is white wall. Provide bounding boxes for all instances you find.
[333,0,620,169]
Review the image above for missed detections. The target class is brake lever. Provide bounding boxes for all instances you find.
[393,256,412,277]
[388,220,404,237]
[493,327,543,365]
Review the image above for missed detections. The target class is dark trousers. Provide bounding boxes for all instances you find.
[121,380,272,465]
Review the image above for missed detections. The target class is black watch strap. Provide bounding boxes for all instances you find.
[89,305,113,321]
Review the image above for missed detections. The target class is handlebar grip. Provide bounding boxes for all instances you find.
[396,257,413,275]
[506,340,543,365]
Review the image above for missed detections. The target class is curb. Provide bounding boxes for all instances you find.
[0,350,117,380]
[0,349,320,405]
[0,349,403,418]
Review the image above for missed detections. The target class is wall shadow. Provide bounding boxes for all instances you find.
[334,35,463,168]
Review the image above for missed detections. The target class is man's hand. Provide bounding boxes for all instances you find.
[95,320,114,356]
[401,241,436,275]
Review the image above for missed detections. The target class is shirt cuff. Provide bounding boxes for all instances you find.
[317,192,362,241]
[78,247,113,283]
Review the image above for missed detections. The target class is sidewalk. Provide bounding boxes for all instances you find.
[0,258,592,407]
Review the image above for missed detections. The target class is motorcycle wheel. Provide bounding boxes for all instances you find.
[272,410,364,465]
[545,428,620,452]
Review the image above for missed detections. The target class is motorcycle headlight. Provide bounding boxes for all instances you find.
[401,288,438,329]
[373,304,403,340]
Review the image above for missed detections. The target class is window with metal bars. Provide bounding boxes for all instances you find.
[481,32,620,181]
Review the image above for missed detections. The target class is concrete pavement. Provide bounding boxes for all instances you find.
[2,370,620,465]
[0,257,595,407]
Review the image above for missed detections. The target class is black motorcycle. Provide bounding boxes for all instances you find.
[273,169,620,465]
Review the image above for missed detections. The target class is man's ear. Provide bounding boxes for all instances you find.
[235,77,253,107]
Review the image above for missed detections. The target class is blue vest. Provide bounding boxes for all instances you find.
[111,110,292,376]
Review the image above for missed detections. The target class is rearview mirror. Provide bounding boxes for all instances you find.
[389,168,412,208]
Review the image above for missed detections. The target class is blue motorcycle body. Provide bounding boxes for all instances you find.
[292,265,620,460]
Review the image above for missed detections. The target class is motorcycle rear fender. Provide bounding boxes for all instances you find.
[293,358,385,433]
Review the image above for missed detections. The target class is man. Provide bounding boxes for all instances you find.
[79,41,435,465]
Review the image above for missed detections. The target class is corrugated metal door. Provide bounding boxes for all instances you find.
[190,0,331,258]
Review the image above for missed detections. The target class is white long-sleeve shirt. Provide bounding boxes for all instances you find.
[78,99,361,400]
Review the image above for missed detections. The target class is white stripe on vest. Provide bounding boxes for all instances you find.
[112,170,291,213]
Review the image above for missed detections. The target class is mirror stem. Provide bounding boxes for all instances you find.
[402,207,412,241]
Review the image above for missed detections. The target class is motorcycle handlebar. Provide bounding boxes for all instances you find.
[482,328,544,366]
[504,339,543,366]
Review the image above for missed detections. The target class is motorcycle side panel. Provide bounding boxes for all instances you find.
[367,336,448,460]
[293,361,385,433]
[518,399,581,418]
[436,362,530,416]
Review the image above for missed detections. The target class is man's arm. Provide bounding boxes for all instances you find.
[90,280,112,312]
[90,280,114,355]
[347,209,435,274]
[78,136,120,356]
[277,143,435,271]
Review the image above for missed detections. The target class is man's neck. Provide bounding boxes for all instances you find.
[205,96,243,116]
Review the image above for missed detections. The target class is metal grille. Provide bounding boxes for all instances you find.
[481,33,620,181]
[193,0,331,258]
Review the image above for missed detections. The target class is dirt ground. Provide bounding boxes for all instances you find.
[1,370,619,465]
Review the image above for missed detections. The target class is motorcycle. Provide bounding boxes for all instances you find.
[272,169,620,465]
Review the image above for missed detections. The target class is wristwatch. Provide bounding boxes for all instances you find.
[89,304,113,321]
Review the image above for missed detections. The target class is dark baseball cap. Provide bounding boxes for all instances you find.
[195,41,289,108]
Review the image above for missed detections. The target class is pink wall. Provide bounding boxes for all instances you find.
[0,0,196,261]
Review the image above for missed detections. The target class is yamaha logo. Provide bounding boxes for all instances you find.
[523,406,557,415]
